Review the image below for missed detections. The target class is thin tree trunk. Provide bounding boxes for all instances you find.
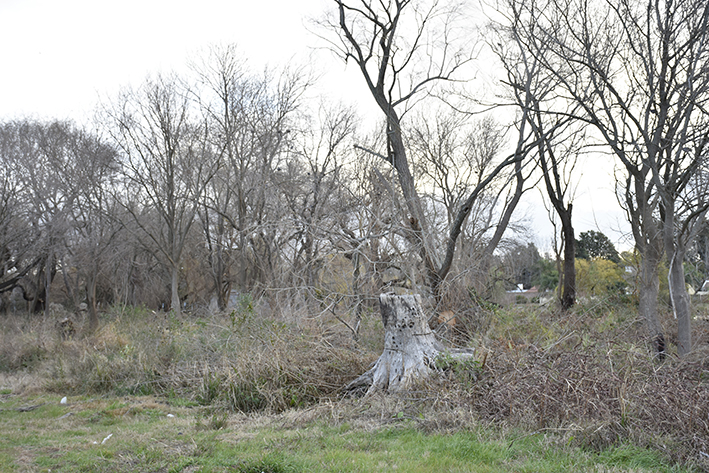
[474,159,527,298]
[668,245,691,357]
[560,211,576,311]
[662,201,692,357]
[351,251,363,338]
[483,159,525,263]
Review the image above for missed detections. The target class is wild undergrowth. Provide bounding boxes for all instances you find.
[0,301,374,414]
[1,294,708,471]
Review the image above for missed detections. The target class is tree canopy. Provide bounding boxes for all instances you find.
[576,231,621,264]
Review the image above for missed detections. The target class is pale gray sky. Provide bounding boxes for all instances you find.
[0,0,340,120]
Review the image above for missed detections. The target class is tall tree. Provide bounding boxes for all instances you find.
[194,46,307,307]
[490,8,583,310]
[0,122,43,308]
[106,74,218,317]
[191,45,246,310]
[0,120,110,317]
[281,101,358,292]
[66,128,120,331]
[323,0,534,301]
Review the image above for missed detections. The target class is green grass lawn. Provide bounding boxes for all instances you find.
[0,394,689,473]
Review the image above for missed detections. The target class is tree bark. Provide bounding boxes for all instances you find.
[384,110,441,293]
[668,245,691,357]
[560,210,576,311]
[171,265,181,317]
[639,238,665,358]
[345,293,474,396]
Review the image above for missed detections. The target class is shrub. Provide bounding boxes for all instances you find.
[575,258,626,298]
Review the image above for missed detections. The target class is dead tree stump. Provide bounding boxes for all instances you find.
[345,293,475,395]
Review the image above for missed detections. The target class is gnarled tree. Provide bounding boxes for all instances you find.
[322,0,536,303]
[345,292,474,395]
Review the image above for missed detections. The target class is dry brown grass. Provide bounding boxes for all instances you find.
[283,299,709,470]
[0,303,375,415]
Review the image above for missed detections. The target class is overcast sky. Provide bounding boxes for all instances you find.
[0,0,630,251]
[0,0,343,120]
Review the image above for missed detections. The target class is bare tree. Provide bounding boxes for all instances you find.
[65,129,120,331]
[280,101,358,293]
[488,1,592,310]
[105,74,218,317]
[534,130,583,311]
[0,121,109,317]
[322,0,534,303]
[337,145,403,320]
[0,123,42,308]
[409,110,535,302]
[192,45,247,310]
[319,0,544,393]
[411,113,506,246]
[193,46,309,308]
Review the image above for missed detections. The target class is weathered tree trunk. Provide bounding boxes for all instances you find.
[385,116,441,292]
[345,293,474,396]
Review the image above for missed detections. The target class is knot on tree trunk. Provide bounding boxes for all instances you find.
[345,293,475,396]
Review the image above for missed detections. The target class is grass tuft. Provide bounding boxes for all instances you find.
[232,454,301,473]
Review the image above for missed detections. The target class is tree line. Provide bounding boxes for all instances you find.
[0,44,522,328]
[2,0,709,359]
